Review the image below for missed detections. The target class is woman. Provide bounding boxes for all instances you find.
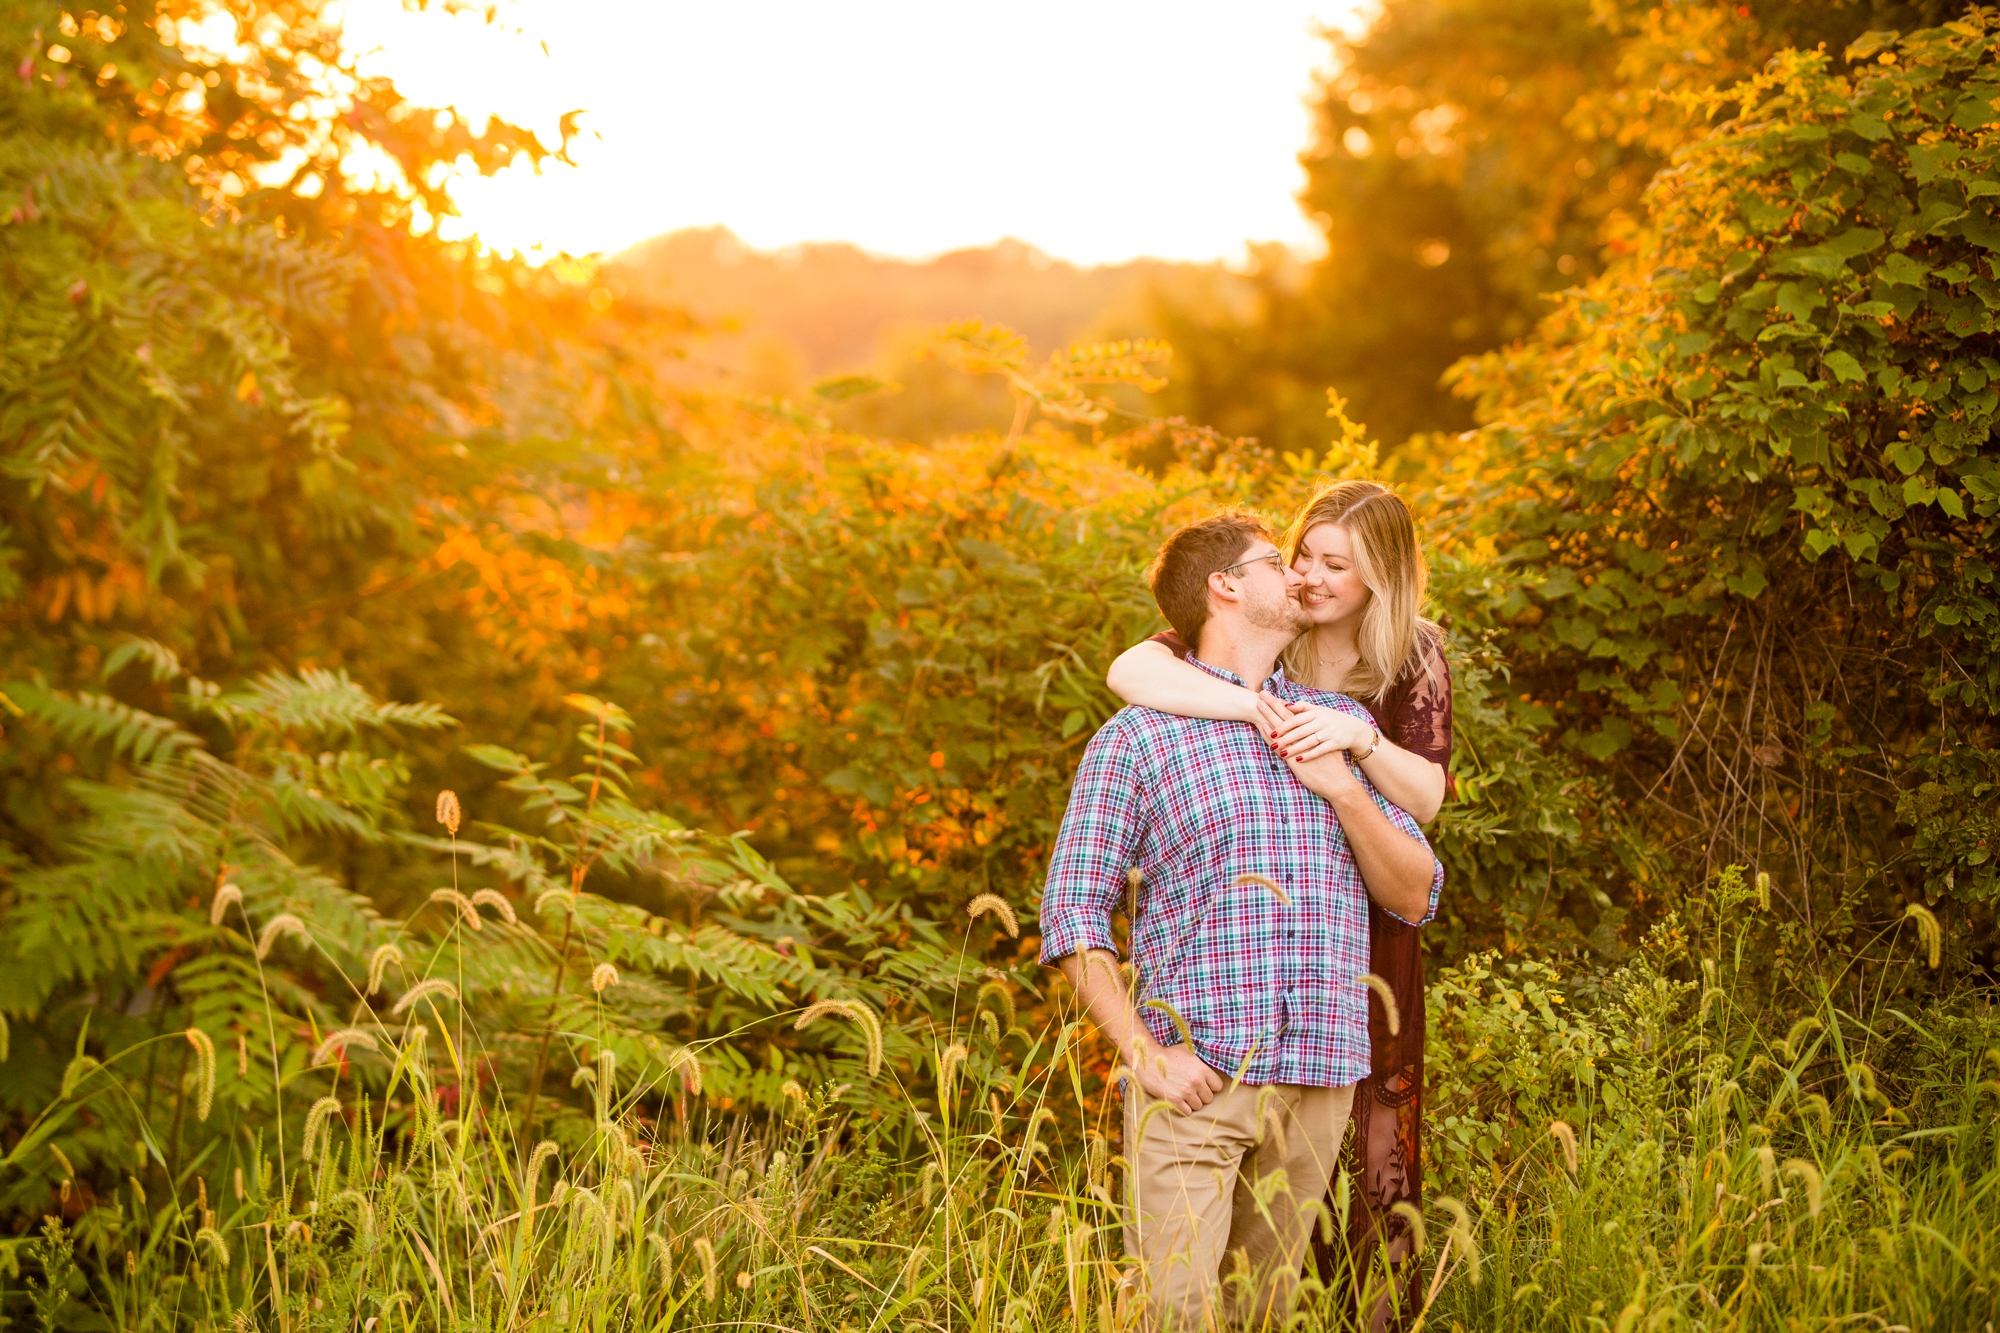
[1105,479,1450,1331]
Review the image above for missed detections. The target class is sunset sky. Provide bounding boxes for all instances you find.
[333,0,1367,266]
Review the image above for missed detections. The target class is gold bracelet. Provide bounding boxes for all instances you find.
[1352,730,1381,763]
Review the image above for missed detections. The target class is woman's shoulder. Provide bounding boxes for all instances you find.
[1382,621,1453,761]
[1408,621,1451,683]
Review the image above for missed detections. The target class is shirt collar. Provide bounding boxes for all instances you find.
[1185,653,1290,694]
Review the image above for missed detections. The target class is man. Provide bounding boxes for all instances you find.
[1038,511,1442,1331]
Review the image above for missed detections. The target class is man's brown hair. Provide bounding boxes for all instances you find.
[1147,511,1273,647]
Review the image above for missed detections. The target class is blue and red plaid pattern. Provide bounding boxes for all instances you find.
[1037,658,1443,1089]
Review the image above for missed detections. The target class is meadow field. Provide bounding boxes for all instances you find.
[1,1,1997,1329]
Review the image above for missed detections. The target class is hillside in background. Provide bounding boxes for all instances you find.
[611,227,1257,436]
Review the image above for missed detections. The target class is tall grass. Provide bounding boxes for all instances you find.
[4,837,1994,1330]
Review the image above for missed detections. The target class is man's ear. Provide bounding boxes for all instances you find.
[1206,570,1239,614]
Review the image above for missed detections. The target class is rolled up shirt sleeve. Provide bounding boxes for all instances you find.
[1037,723,1143,964]
[1360,767,1445,928]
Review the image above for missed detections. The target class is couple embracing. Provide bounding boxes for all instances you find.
[1038,481,1452,1332]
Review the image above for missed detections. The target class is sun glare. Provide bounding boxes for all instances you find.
[332,0,1365,266]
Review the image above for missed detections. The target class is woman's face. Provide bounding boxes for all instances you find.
[1293,522,1372,627]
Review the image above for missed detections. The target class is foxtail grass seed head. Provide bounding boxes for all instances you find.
[60,1053,100,1098]
[1756,1143,1777,1197]
[1358,973,1400,1038]
[794,998,884,1076]
[1140,997,1196,1049]
[596,1047,616,1092]
[470,888,517,924]
[647,1231,672,1281]
[1783,1158,1824,1216]
[1234,871,1291,906]
[1550,1120,1579,1175]
[391,978,459,1016]
[366,944,404,997]
[232,1167,243,1201]
[670,1046,704,1095]
[1390,1200,1427,1257]
[1254,1085,1289,1156]
[334,1188,375,1237]
[1755,870,1771,910]
[1782,1016,1822,1063]
[1903,901,1942,968]
[311,1028,380,1067]
[302,1095,342,1162]
[209,882,242,926]
[1435,1195,1481,1284]
[693,1236,719,1302]
[254,913,309,960]
[435,789,461,835]
[0,1010,8,1064]
[965,893,1020,938]
[185,1027,216,1121]
[195,1226,229,1270]
[1133,1098,1176,1150]
[938,1042,969,1105]
[534,887,573,917]
[591,961,620,992]
[234,1032,248,1077]
[430,888,481,930]
[570,1065,597,1088]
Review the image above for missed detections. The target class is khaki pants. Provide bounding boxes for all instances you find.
[1125,1080,1355,1332]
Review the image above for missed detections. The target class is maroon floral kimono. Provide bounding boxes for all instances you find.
[1148,630,1454,1331]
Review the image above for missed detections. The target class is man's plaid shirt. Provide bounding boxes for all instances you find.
[1037,657,1443,1089]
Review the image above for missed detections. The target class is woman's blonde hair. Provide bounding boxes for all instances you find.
[1277,480,1440,704]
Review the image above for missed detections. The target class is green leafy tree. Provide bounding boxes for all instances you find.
[1436,14,2000,962]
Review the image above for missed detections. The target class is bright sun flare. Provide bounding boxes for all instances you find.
[330,0,1365,265]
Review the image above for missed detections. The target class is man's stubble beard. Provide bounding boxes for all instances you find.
[1243,584,1311,636]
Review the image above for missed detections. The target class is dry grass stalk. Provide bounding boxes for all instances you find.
[311,1028,380,1066]
[194,1226,229,1271]
[1234,872,1290,906]
[1783,1158,1824,1216]
[669,1046,703,1095]
[184,1027,216,1122]
[794,998,884,1076]
[430,888,482,931]
[1434,1195,1480,1284]
[975,979,1016,1031]
[1390,1200,1427,1257]
[1549,1120,1579,1175]
[391,978,460,1016]
[1358,972,1401,1038]
[470,888,517,924]
[365,944,404,997]
[966,893,1020,938]
[208,882,242,926]
[693,1236,719,1302]
[939,1042,969,1107]
[301,1095,343,1162]
[1902,902,1942,968]
[254,913,308,960]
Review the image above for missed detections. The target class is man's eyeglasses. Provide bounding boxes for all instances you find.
[1218,552,1286,577]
